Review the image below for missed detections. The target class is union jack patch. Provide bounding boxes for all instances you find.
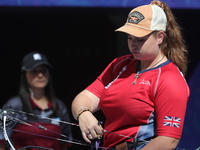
[163,116,181,128]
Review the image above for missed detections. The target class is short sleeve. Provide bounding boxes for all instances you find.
[154,71,189,139]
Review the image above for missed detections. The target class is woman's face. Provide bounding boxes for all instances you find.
[26,65,49,90]
[127,31,164,61]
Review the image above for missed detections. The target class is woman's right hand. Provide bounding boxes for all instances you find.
[78,110,103,143]
[71,89,103,143]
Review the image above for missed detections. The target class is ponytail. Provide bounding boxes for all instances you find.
[151,0,188,76]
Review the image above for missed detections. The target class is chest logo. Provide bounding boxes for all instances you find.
[139,78,151,86]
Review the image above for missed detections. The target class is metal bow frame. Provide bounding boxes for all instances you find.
[0,109,190,150]
[0,109,110,150]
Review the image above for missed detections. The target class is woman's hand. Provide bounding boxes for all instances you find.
[71,89,103,143]
[78,111,103,143]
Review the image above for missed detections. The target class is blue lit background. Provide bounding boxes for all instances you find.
[0,0,199,8]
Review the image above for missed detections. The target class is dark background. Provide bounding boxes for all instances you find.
[0,6,199,150]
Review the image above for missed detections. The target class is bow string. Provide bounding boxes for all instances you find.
[0,109,189,150]
[0,109,131,150]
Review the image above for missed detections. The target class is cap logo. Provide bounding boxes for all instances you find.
[128,11,144,24]
[33,54,42,60]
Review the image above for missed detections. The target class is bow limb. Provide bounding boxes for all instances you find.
[3,115,16,150]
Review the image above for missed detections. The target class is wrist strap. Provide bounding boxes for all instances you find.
[77,109,90,121]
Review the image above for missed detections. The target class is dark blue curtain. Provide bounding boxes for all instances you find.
[178,62,200,150]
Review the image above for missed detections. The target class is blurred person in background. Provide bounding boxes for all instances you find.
[0,52,72,150]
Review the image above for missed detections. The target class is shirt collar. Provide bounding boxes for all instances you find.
[29,95,53,110]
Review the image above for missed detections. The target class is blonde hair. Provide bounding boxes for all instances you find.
[151,0,188,76]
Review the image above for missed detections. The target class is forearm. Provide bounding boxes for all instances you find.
[141,136,179,150]
[72,90,103,143]
[71,89,100,120]
[72,93,91,120]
